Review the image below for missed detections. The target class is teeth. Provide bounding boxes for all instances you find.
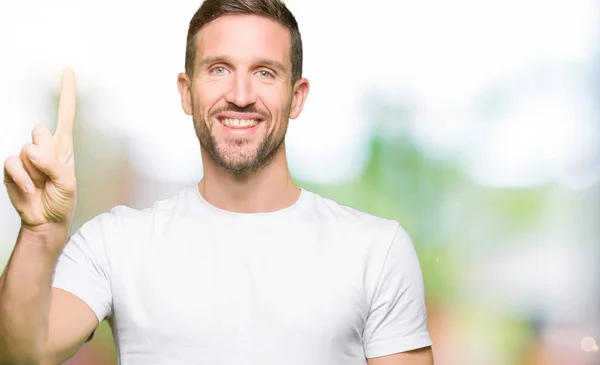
[220,118,259,127]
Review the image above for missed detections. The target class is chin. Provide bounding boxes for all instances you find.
[214,148,258,171]
[219,159,261,175]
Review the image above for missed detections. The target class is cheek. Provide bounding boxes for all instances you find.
[193,79,228,113]
[258,85,293,118]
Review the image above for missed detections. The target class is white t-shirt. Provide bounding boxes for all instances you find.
[52,186,431,364]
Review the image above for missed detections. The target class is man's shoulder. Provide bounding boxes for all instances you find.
[303,189,401,236]
[83,185,195,228]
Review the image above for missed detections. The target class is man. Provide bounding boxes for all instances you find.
[0,0,434,364]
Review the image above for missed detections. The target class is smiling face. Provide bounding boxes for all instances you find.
[178,14,309,176]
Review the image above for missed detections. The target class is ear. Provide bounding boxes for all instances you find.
[289,77,310,120]
[177,72,193,116]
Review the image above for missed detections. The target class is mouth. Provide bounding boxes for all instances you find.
[218,118,262,129]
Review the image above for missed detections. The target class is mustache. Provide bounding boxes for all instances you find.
[210,103,269,119]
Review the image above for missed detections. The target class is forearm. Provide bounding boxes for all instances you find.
[0,225,69,364]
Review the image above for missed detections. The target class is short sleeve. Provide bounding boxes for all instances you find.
[362,225,432,358]
[52,211,116,324]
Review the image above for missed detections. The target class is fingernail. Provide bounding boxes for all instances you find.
[27,145,39,161]
[24,183,34,194]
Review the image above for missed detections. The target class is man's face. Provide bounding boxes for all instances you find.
[178,14,309,175]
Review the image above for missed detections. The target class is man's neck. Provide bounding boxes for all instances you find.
[198,147,300,213]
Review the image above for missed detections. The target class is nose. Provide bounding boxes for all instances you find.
[225,72,257,107]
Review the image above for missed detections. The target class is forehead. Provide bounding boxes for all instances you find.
[196,14,291,66]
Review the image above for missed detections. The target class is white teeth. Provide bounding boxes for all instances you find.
[220,118,259,127]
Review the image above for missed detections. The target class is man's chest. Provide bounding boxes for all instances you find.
[109,225,374,363]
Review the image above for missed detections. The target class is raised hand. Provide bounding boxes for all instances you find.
[3,68,78,230]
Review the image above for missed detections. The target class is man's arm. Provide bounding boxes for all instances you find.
[362,224,433,359]
[41,288,100,365]
[0,227,99,365]
[368,347,434,365]
[1,69,102,365]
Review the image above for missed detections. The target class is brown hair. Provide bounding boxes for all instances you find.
[185,0,303,83]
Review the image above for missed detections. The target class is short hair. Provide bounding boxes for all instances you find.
[185,0,303,82]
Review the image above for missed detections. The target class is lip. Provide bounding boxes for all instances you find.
[216,121,263,135]
[215,111,265,121]
[214,116,264,135]
[219,122,260,130]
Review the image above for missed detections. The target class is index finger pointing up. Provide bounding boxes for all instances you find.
[54,68,77,140]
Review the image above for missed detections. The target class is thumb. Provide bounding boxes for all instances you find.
[25,144,61,181]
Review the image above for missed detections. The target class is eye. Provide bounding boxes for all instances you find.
[210,66,228,75]
[257,70,274,79]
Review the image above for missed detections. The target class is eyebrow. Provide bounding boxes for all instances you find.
[198,56,288,74]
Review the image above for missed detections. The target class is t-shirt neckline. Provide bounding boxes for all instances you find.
[192,184,310,218]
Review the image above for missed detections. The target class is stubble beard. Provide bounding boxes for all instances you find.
[193,108,289,177]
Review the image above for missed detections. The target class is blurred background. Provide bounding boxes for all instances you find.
[1,0,599,364]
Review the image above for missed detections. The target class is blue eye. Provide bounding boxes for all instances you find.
[211,66,227,74]
[257,70,274,78]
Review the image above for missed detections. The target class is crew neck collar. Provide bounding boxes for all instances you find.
[191,185,310,218]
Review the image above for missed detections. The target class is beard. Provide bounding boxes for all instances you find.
[193,102,289,176]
